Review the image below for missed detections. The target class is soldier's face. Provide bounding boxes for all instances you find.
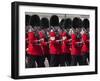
[69,28,75,35]
[76,28,80,33]
[58,28,62,32]
[50,37,55,40]
[80,28,85,35]
[55,26,59,30]
[37,26,41,30]
[34,27,37,30]
[44,28,48,32]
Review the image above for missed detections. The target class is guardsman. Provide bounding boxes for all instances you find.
[49,15,60,67]
[61,31,71,66]
[81,28,89,65]
[40,18,50,66]
[82,19,90,63]
[26,28,38,68]
[49,30,59,67]
[70,28,83,66]
[39,31,50,66]
[29,15,45,67]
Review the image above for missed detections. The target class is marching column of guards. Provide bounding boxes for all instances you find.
[25,15,90,68]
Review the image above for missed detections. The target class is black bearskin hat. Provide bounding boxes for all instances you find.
[25,15,31,26]
[30,15,40,27]
[40,18,49,29]
[59,19,65,28]
[83,19,89,29]
[50,15,59,27]
[72,17,82,29]
[64,18,72,29]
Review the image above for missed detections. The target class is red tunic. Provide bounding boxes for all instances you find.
[27,31,43,56]
[27,32,35,43]
[36,32,43,56]
[61,32,70,54]
[40,41,49,55]
[61,39,70,54]
[71,34,82,55]
[56,36,61,54]
[39,31,49,55]
[49,40,58,55]
[26,43,39,56]
[36,44,43,56]
[81,33,89,53]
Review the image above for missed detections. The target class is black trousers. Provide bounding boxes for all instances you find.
[35,56,45,67]
[59,55,66,66]
[65,54,72,66]
[50,55,59,67]
[87,53,89,63]
[25,54,36,68]
[82,53,89,65]
[71,55,83,66]
[25,54,45,68]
